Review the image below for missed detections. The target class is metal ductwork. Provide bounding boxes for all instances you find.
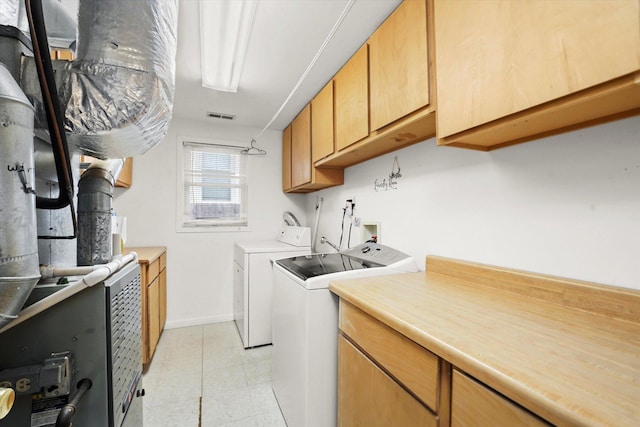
[77,159,124,266]
[0,64,40,328]
[21,0,178,159]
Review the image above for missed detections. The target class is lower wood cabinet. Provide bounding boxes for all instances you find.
[126,246,167,365]
[338,335,438,427]
[338,300,447,426]
[451,370,550,427]
[337,299,552,427]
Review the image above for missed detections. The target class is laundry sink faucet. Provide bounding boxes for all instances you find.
[320,237,340,252]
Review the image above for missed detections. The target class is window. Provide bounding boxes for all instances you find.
[178,139,248,230]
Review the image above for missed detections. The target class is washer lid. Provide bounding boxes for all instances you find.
[275,253,383,281]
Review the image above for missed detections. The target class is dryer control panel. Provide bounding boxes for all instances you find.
[278,226,311,247]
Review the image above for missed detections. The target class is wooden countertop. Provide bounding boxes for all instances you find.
[124,246,166,264]
[329,256,640,427]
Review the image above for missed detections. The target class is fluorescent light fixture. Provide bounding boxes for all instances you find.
[199,0,257,92]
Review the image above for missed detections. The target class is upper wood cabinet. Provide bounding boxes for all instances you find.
[434,0,640,150]
[291,105,312,188]
[284,103,343,193]
[282,125,292,192]
[334,44,369,152]
[316,0,436,169]
[311,81,335,162]
[369,0,430,131]
[80,156,133,188]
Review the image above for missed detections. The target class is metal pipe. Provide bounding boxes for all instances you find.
[55,378,92,427]
[320,237,340,252]
[25,0,76,213]
[0,63,40,328]
[76,159,124,266]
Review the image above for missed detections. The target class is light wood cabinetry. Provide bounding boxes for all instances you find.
[126,246,167,365]
[434,0,640,150]
[338,335,438,427]
[291,105,312,187]
[451,370,549,427]
[312,0,436,169]
[311,81,335,162]
[284,101,343,193]
[282,125,292,191]
[331,256,640,426]
[280,0,436,185]
[334,44,369,152]
[339,300,440,411]
[116,157,133,188]
[369,0,430,131]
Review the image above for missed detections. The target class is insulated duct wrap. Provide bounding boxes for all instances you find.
[23,0,178,159]
[0,64,40,328]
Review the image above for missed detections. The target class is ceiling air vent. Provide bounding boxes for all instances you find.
[207,112,236,120]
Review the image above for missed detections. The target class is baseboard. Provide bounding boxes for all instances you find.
[164,313,234,329]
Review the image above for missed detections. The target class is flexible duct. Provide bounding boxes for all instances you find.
[21,0,178,159]
[77,159,124,266]
[0,63,40,329]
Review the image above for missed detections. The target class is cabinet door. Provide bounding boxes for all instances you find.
[335,45,369,151]
[282,125,292,191]
[451,370,550,427]
[311,81,335,162]
[159,267,166,330]
[147,276,160,360]
[435,0,640,141]
[291,105,312,187]
[369,0,429,131]
[338,335,438,427]
[80,156,133,188]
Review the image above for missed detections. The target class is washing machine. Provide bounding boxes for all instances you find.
[271,242,418,427]
[233,225,311,348]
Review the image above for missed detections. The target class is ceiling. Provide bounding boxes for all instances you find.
[172,0,402,136]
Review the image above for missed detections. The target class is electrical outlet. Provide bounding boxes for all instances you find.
[0,381,11,389]
[16,378,31,392]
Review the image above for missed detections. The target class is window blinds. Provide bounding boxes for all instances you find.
[181,141,248,227]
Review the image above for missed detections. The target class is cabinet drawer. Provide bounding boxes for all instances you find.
[147,258,160,283]
[339,300,439,412]
[451,370,550,427]
[338,335,437,427]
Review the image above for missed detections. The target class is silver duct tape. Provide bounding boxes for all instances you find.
[21,0,178,159]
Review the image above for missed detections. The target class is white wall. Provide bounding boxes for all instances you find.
[307,117,640,290]
[112,118,306,328]
[116,116,639,329]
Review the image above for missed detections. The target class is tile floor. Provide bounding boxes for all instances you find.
[142,322,287,427]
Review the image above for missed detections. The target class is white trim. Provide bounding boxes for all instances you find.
[164,312,234,329]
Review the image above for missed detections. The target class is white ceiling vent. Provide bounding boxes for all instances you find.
[207,112,236,120]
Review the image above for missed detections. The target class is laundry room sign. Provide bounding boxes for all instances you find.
[374,156,402,192]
